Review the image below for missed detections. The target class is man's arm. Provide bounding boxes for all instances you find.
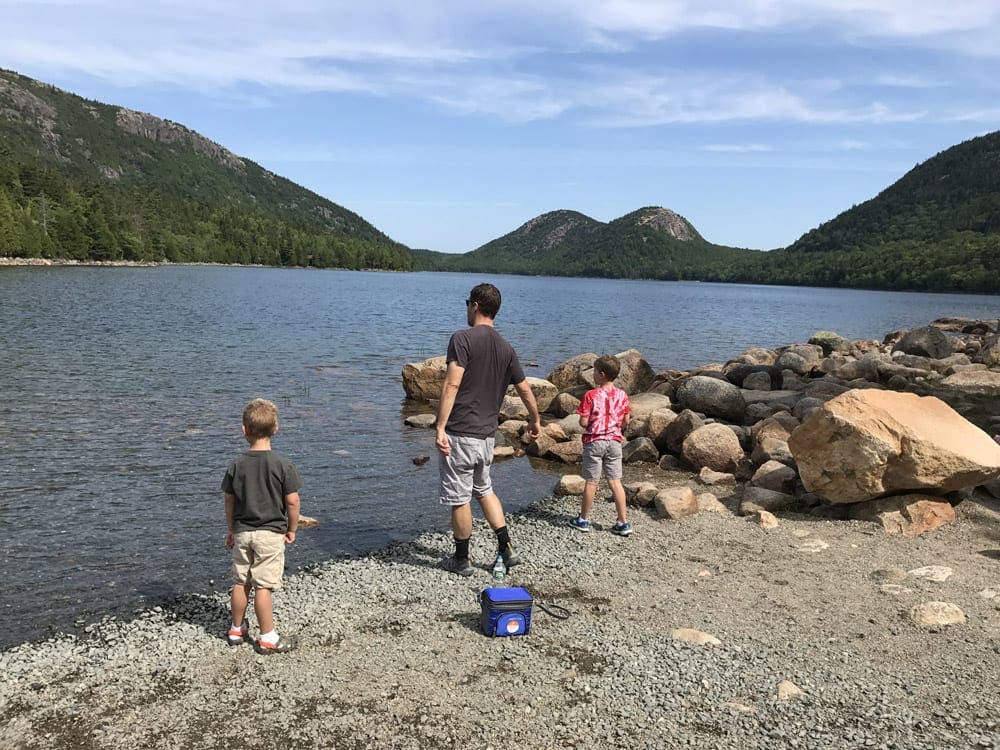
[435,360,465,455]
[224,492,237,549]
[284,491,301,544]
[514,379,542,440]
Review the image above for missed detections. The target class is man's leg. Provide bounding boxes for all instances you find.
[476,492,506,530]
[451,502,473,558]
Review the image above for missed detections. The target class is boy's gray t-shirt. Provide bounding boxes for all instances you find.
[221,450,302,534]
[445,325,525,439]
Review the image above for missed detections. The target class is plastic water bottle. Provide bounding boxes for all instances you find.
[491,554,506,584]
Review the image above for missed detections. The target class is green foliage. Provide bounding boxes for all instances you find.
[0,69,414,270]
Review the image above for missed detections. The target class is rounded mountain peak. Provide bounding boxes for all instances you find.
[617,207,699,241]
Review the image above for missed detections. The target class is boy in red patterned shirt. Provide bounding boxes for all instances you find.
[570,354,632,536]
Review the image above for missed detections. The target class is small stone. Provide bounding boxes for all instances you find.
[750,510,779,529]
[907,566,953,582]
[909,601,966,628]
[798,538,829,553]
[776,680,804,700]
[670,628,721,645]
[411,454,430,466]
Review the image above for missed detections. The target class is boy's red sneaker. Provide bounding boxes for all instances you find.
[255,635,297,655]
[226,621,249,646]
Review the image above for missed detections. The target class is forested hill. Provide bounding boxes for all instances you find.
[0,69,414,269]
[703,131,1000,292]
[420,207,755,279]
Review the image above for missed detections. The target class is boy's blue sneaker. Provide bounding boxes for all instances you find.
[611,521,633,537]
[569,516,591,533]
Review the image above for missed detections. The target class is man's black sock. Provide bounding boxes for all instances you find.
[454,536,470,560]
[494,525,510,554]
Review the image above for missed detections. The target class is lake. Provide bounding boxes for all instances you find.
[1,266,998,647]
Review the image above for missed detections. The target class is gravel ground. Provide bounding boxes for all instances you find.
[2,466,998,749]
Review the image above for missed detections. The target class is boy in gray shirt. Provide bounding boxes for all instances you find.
[222,398,302,654]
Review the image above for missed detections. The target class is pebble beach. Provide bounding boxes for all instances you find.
[2,466,998,749]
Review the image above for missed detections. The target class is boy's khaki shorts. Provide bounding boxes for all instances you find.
[231,529,286,590]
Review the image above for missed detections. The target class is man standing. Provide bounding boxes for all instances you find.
[436,283,542,576]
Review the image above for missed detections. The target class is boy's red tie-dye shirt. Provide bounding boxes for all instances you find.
[577,385,630,444]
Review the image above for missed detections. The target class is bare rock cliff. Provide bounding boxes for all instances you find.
[115,108,245,172]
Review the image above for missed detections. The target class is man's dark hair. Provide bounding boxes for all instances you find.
[469,283,501,319]
[594,354,621,381]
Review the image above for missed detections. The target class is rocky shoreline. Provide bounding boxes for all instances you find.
[0,256,163,268]
[3,321,1000,749]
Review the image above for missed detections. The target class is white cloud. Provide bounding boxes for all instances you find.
[0,0,990,127]
[568,0,1000,41]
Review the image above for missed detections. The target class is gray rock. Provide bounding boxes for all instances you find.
[892,326,953,359]
[675,375,746,422]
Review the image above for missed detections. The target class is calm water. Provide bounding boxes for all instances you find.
[1,266,998,647]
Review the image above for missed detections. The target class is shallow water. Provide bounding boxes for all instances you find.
[1,266,997,647]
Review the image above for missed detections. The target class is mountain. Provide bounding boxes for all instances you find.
[431,206,753,279]
[706,131,1000,292]
[420,132,1000,293]
[0,69,414,269]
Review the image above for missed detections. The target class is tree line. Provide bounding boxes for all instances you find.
[0,153,415,270]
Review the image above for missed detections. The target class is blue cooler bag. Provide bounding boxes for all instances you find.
[479,586,533,637]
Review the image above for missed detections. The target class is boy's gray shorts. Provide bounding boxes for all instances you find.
[581,440,624,482]
[439,434,495,505]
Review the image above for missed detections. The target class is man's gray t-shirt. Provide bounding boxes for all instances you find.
[445,325,526,439]
[221,450,302,534]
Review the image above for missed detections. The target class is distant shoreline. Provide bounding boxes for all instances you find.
[0,257,269,269]
[0,257,405,272]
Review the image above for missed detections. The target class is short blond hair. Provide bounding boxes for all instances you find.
[243,398,279,440]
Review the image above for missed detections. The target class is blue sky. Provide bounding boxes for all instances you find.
[3,0,999,252]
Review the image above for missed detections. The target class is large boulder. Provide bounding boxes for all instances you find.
[628,392,672,420]
[940,369,1000,395]
[614,349,656,395]
[675,375,746,422]
[548,439,584,464]
[788,389,1000,503]
[775,345,823,376]
[654,487,699,519]
[548,392,582,418]
[681,424,745,473]
[892,326,952,359]
[809,331,852,355]
[974,335,1000,367]
[623,437,659,464]
[662,409,704,454]
[547,353,598,390]
[507,376,559,413]
[401,356,447,401]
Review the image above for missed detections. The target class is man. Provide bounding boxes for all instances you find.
[435,283,542,576]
